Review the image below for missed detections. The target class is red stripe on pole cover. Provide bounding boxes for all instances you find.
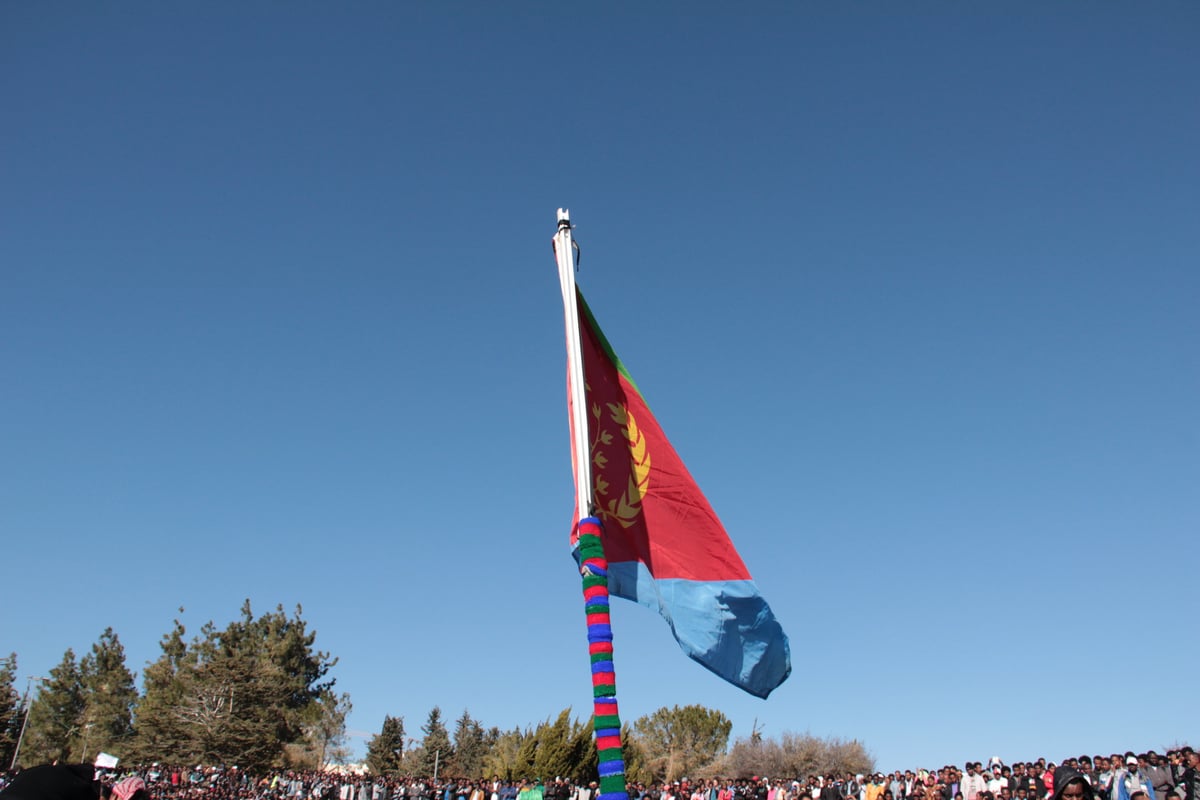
[594,701,619,717]
[589,642,614,655]
[586,612,610,627]
[592,672,616,687]
[584,585,609,600]
[596,735,622,751]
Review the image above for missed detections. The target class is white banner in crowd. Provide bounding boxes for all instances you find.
[94,752,120,769]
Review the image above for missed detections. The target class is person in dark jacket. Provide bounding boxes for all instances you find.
[1175,751,1199,800]
[0,765,103,800]
[1053,768,1096,800]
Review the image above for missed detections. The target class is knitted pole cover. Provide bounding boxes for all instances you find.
[577,516,629,800]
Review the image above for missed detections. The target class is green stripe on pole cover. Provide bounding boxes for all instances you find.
[582,575,607,590]
[585,604,610,615]
[593,714,621,730]
[600,776,626,794]
[592,684,616,697]
[598,747,623,763]
[590,652,612,664]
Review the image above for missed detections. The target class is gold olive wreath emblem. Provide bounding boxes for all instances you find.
[589,385,651,529]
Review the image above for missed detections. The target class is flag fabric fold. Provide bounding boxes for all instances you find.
[567,290,791,699]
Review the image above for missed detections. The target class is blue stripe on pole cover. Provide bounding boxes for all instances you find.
[605,561,791,699]
[587,624,613,641]
[590,660,615,674]
[595,727,621,739]
[597,761,625,777]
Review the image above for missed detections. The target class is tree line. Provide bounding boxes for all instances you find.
[364,704,873,785]
[0,602,346,773]
[2,604,873,782]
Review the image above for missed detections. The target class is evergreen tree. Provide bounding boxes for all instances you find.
[365,715,406,776]
[129,602,338,772]
[565,715,598,785]
[618,723,646,784]
[481,727,525,781]
[128,614,191,763]
[201,602,336,770]
[419,706,453,779]
[78,628,137,763]
[515,727,539,780]
[21,649,84,765]
[482,726,500,769]
[0,655,19,768]
[531,710,574,783]
[401,742,427,776]
[451,709,486,778]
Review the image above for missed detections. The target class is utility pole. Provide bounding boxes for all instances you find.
[81,723,94,766]
[10,676,48,770]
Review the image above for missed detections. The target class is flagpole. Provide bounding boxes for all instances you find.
[554,209,630,800]
[554,208,593,522]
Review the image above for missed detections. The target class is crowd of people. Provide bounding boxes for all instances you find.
[1,748,1196,800]
[761,752,1200,800]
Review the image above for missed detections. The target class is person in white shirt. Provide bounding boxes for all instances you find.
[962,765,988,800]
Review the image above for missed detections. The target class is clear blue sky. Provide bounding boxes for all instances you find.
[3,3,1197,773]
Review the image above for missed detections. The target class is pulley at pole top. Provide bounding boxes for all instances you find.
[556,208,580,267]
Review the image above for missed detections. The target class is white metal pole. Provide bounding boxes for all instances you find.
[10,676,47,770]
[554,208,593,523]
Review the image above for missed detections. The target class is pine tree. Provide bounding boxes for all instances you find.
[21,649,84,765]
[193,602,336,771]
[531,710,574,783]
[0,655,19,768]
[78,628,138,763]
[419,706,453,779]
[618,723,645,784]
[130,602,338,772]
[129,614,191,762]
[515,727,539,780]
[451,709,486,778]
[482,727,526,781]
[565,715,599,785]
[365,715,406,776]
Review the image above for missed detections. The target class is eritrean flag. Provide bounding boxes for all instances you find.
[567,290,791,699]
